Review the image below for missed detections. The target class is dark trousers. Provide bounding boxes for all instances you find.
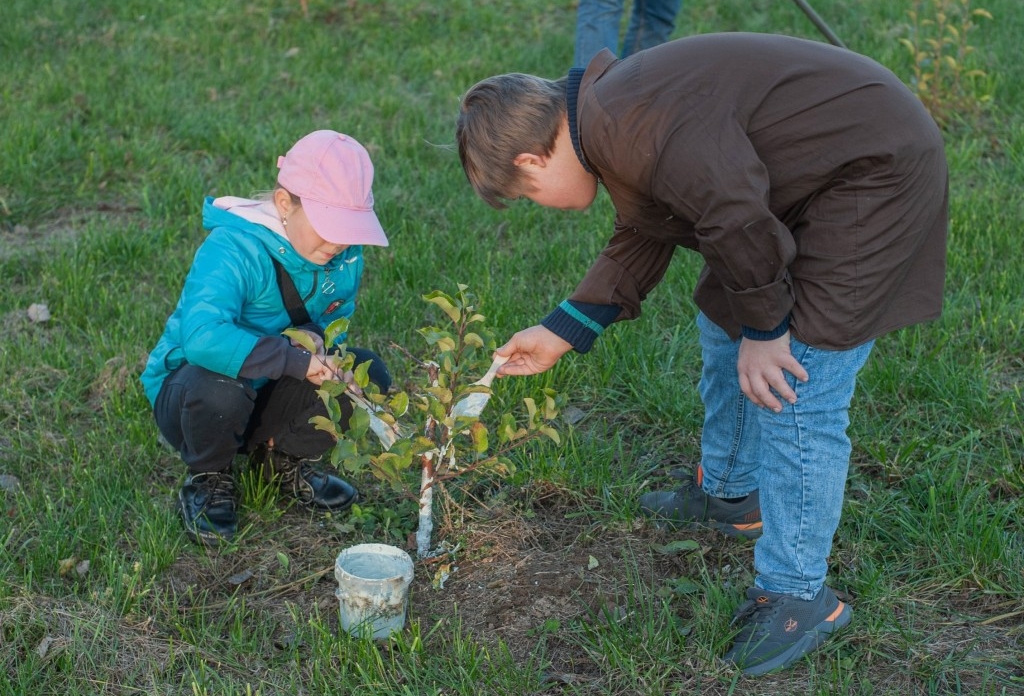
[153,348,390,474]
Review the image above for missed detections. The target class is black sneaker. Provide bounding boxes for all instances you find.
[178,471,238,546]
[724,586,852,675]
[639,466,762,539]
[262,451,359,512]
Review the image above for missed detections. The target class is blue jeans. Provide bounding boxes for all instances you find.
[696,312,873,600]
[574,0,684,67]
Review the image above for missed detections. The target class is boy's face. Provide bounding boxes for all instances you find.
[513,122,598,210]
[518,161,598,210]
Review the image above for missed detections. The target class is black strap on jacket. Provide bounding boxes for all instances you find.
[271,258,313,326]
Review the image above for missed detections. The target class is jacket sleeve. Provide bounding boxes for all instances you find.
[177,233,297,379]
[569,219,676,320]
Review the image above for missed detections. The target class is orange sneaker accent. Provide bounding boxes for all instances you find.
[696,464,704,487]
[824,602,847,623]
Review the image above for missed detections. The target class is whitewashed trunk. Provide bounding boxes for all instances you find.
[415,453,434,558]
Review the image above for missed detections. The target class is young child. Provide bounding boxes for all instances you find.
[141,130,392,547]
[456,33,948,675]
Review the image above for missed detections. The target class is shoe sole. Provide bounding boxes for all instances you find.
[647,515,762,540]
[301,488,359,513]
[735,601,852,676]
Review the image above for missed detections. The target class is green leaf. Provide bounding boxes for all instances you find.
[331,439,359,466]
[324,317,350,346]
[282,328,316,352]
[423,291,461,324]
[389,391,409,417]
[325,395,341,422]
[544,394,559,420]
[310,415,337,436]
[469,422,489,453]
[523,397,538,421]
[348,405,370,438]
[318,381,346,398]
[428,398,447,420]
[342,453,372,475]
[651,540,701,554]
[352,358,371,389]
[463,332,485,348]
[665,577,701,595]
[539,426,560,445]
[425,386,453,404]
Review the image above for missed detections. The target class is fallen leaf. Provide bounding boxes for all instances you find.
[587,555,599,570]
[36,635,55,659]
[651,540,700,554]
[432,563,452,590]
[227,569,254,586]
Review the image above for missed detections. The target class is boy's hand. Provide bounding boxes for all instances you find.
[495,325,572,376]
[737,332,809,413]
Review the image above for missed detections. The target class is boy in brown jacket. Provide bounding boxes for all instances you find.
[456,32,947,675]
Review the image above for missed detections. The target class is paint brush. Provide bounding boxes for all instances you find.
[450,355,509,419]
[346,392,402,450]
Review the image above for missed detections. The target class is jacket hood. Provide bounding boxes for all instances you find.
[209,196,288,237]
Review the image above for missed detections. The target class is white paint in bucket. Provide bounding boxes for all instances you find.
[334,543,414,640]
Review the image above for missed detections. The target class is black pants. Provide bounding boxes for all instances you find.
[153,348,391,474]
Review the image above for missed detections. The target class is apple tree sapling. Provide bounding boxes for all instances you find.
[292,285,561,558]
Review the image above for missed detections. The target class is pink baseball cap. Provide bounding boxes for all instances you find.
[277,130,389,247]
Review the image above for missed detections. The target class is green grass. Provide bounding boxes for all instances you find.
[2,0,1023,694]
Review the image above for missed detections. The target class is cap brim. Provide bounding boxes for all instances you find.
[304,200,389,247]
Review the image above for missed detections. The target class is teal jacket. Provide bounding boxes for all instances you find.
[140,197,364,405]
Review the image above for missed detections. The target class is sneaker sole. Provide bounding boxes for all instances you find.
[736,601,852,676]
[648,515,763,540]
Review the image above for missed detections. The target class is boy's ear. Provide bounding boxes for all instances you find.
[513,152,546,168]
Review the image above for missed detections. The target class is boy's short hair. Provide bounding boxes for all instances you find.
[456,73,567,209]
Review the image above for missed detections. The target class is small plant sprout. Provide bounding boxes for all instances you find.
[298,285,562,558]
[899,0,994,126]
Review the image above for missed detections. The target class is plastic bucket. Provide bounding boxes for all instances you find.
[334,543,414,640]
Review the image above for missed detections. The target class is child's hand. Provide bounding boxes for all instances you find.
[304,354,336,386]
[290,329,325,355]
[737,333,809,413]
[325,355,363,395]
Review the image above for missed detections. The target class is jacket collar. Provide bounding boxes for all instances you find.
[567,49,619,177]
[566,67,593,175]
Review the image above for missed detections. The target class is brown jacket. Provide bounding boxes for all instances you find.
[569,32,948,349]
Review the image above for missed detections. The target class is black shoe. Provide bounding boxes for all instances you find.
[263,451,359,512]
[639,465,762,539]
[178,471,238,546]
